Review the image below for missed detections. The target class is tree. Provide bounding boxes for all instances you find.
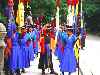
[30,0,56,17]
[59,0,68,23]
[0,0,7,24]
[83,0,100,34]
[83,0,99,17]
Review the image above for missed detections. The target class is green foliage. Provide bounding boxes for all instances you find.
[83,0,99,17]
[30,0,56,17]
[1,0,7,8]
[0,12,7,23]
[59,0,68,23]
[60,0,68,16]
[83,0,100,34]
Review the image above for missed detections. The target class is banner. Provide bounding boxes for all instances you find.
[16,1,24,27]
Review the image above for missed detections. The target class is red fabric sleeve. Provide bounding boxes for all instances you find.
[40,37,45,55]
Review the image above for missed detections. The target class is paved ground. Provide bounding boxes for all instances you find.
[21,54,79,75]
[20,35,100,75]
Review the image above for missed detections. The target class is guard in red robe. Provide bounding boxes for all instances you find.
[38,27,58,75]
[4,34,12,75]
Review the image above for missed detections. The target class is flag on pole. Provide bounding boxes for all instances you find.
[7,0,17,38]
[76,0,79,16]
[81,0,83,28]
[66,0,72,26]
[16,0,24,27]
[67,0,71,7]
[8,0,14,21]
[55,0,60,44]
[66,0,79,26]
[56,0,60,7]
[8,0,14,7]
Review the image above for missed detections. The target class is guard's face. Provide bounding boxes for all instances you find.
[67,30,73,36]
[29,28,33,32]
[25,29,27,32]
[21,28,26,33]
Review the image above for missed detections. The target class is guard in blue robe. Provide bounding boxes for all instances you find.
[20,27,30,71]
[4,22,17,75]
[28,28,35,61]
[60,27,77,75]
[9,29,23,75]
[33,28,39,54]
[29,28,39,61]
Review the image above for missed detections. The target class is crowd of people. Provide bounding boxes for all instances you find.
[2,17,85,75]
[0,6,86,75]
[0,0,87,75]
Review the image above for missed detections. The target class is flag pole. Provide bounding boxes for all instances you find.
[55,0,60,45]
[78,0,83,75]
[81,0,83,28]
[55,6,59,44]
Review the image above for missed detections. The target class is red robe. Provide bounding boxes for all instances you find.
[4,37,12,58]
[40,36,45,55]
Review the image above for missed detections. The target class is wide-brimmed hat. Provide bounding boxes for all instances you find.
[25,24,33,29]
[66,25,75,30]
[21,26,26,29]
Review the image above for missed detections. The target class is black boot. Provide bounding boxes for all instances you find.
[42,68,45,75]
[21,68,25,73]
[68,72,71,75]
[62,72,64,75]
[50,69,58,75]
[16,69,21,75]
[4,68,9,75]
[4,58,11,75]
[9,71,14,75]
[8,70,14,75]
[5,70,11,75]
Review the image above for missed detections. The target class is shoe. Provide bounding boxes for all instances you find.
[21,68,25,73]
[16,69,21,75]
[9,71,14,75]
[62,72,64,75]
[42,71,45,75]
[16,72,21,75]
[50,71,58,75]
[68,72,71,75]
[4,70,9,75]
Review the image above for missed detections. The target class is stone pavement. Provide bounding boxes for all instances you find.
[22,54,80,75]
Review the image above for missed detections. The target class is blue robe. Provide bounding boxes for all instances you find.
[28,29,39,61]
[9,32,23,71]
[55,31,63,60]
[20,33,30,68]
[61,31,68,47]
[7,22,16,31]
[60,34,77,72]
[33,28,39,54]
[28,31,35,61]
